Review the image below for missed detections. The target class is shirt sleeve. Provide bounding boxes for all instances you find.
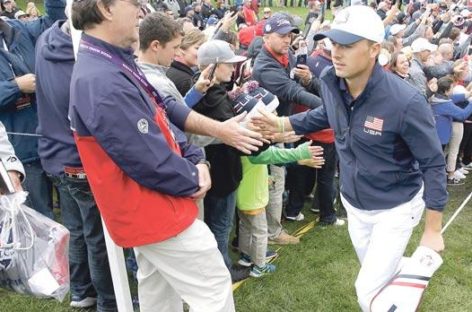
[257,63,322,110]
[0,80,21,111]
[80,81,200,197]
[289,105,330,135]
[401,93,448,211]
[248,142,311,164]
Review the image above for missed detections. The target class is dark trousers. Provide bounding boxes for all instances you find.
[460,122,472,165]
[285,141,337,224]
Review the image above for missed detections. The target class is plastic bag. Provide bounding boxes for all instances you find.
[0,192,70,301]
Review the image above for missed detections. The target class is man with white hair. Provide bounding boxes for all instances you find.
[253,6,446,311]
[410,37,438,97]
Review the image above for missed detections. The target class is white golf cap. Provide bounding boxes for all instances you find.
[389,24,406,36]
[197,40,247,65]
[313,5,384,45]
[411,38,437,53]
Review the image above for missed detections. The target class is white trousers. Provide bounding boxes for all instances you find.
[341,188,425,312]
[445,122,464,173]
[134,219,235,312]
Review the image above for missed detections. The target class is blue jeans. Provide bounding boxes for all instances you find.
[50,175,117,312]
[23,160,53,219]
[204,192,236,268]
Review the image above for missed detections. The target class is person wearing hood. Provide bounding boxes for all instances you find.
[34,18,118,311]
[430,76,472,185]
[0,0,65,219]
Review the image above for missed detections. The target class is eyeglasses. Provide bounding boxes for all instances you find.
[120,0,143,8]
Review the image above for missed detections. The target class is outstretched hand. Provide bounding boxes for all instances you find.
[251,108,280,138]
[220,112,265,154]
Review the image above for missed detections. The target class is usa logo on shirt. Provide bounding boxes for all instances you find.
[363,115,383,136]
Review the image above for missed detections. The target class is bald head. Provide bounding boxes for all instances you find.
[438,43,453,61]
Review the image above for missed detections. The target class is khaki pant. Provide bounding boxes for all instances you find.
[134,219,234,312]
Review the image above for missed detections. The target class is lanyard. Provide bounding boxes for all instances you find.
[79,39,181,153]
[79,40,166,109]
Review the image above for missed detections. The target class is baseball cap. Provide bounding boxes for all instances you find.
[313,5,384,45]
[197,40,247,65]
[14,10,28,19]
[411,38,437,53]
[206,15,219,26]
[264,14,300,35]
[389,24,406,36]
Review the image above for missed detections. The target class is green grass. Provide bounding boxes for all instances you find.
[1,178,471,311]
[3,2,472,311]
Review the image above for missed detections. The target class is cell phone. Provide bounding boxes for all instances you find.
[296,54,307,67]
[207,64,217,81]
[229,5,238,17]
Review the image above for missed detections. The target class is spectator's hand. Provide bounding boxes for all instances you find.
[190,163,212,200]
[293,64,313,86]
[428,78,438,93]
[8,171,22,193]
[221,10,238,32]
[272,131,302,143]
[195,66,215,93]
[307,143,324,159]
[251,108,280,137]
[441,11,451,22]
[220,113,264,154]
[298,158,324,168]
[15,74,36,94]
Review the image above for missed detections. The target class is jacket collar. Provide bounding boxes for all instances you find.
[136,61,167,75]
[263,44,289,68]
[81,33,136,65]
[323,62,385,104]
[170,60,195,76]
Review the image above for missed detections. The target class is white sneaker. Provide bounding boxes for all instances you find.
[453,170,466,180]
[70,297,97,308]
[333,218,346,226]
[285,212,305,221]
[459,167,469,175]
[462,163,472,170]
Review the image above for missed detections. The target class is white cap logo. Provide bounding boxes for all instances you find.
[265,24,271,32]
[137,118,149,134]
[334,10,349,25]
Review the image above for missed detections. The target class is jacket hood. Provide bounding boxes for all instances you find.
[39,20,74,62]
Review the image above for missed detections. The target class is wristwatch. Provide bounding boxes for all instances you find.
[198,159,211,170]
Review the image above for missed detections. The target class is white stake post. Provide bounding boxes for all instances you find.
[67,2,134,311]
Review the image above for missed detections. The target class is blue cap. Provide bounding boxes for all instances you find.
[264,14,299,35]
[206,15,219,26]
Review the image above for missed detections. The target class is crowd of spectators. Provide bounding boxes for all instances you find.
[1,0,471,310]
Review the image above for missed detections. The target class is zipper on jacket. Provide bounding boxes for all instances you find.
[348,104,362,208]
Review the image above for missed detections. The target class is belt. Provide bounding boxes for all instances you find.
[64,166,87,179]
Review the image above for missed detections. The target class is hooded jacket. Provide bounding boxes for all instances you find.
[35,20,80,176]
[0,0,66,163]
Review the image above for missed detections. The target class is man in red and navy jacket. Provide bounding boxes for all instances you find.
[69,0,235,311]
